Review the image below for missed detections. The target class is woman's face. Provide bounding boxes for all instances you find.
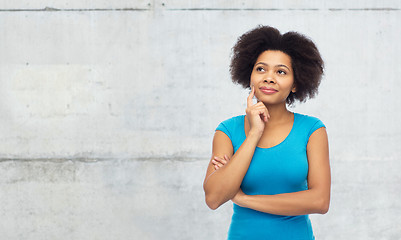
[250,50,296,105]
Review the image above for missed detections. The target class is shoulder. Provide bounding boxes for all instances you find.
[295,113,325,127]
[215,115,245,140]
[218,115,245,127]
[294,113,326,139]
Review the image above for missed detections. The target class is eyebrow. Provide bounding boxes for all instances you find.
[255,62,291,72]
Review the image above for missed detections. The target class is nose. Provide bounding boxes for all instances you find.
[264,77,276,84]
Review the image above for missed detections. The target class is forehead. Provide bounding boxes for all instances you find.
[255,50,292,67]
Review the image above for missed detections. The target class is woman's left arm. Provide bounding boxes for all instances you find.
[219,127,331,216]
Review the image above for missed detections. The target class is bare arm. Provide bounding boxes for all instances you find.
[203,130,261,210]
[203,86,269,210]
[231,127,331,215]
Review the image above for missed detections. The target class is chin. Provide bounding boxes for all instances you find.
[260,98,287,106]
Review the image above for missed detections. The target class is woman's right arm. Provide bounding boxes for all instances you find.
[203,130,261,210]
[203,86,268,210]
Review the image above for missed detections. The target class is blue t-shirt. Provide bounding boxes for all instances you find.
[216,112,325,240]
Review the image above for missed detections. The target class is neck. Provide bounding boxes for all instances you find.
[264,102,292,123]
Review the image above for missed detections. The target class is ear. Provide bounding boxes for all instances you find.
[291,86,297,93]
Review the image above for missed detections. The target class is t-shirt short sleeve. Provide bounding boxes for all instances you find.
[216,121,232,140]
[307,118,326,139]
[215,115,245,147]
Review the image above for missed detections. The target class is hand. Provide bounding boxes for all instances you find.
[231,188,246,206]
[246,86,269,136]
[211,155,230,170]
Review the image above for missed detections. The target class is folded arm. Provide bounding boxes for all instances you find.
[203,130,260,210]
[215,127,331,215]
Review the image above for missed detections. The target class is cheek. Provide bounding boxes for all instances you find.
[284,77,295,89]
[249,74,258,87]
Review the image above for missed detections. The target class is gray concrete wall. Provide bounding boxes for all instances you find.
[1,1,400,239]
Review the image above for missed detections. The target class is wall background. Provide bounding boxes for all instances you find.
[1,0,400,239]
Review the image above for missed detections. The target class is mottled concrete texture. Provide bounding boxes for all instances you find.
[1,1,400,239]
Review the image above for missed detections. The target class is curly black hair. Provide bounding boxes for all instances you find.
[230,25,324,105]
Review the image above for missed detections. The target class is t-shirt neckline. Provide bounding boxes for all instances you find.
[242,112,297,150]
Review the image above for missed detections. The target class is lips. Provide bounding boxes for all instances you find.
[259,86,278,94]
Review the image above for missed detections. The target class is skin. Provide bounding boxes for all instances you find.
[203,50,331,215]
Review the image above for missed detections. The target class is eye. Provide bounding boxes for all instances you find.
[256,66,265,72]
[277,70,287,75]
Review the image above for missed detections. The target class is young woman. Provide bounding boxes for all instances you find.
[203,26,331,239]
